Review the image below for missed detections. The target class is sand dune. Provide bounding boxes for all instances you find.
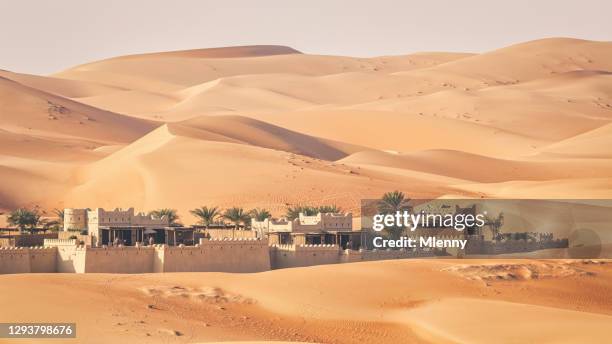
[49,47,472,117]
[168,115,364,160]
[1,38,611,213]
[0,76,156,144]
[339,149,612,182]
[64,124,456,220]
[1,259,610,343]
[0,76,157,210]
[538,122,612,158]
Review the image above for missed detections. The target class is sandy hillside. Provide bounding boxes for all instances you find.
[1,38,612,219]
[0,259,611,343]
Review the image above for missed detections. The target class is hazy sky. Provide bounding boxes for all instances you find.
[1,0,611,74]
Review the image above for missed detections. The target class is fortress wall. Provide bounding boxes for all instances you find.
[0,247,57,274]
[161,239,270,273]
[28,247,58,273]
[83,246,155,273]
[270,244,341,269]
[0,248,31,273]
[56,246,86,273]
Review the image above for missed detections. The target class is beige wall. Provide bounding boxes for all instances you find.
[160,239,270,273]
[2,239,271,274]
[0,248,31,273]
[84,247,155,273]
[56,246,86,273]
[270,245,435,269]
[0,247,58,274]
[270,244,341,269]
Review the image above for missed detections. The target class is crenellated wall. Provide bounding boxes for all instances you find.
[81,246,155,273]
[0,248,31,273]
[270,244,342,269]
[0,247,57,273]
[1,239,271,274]
[159,238,270,273]
[0,237,567,274]
[270,244,433,269]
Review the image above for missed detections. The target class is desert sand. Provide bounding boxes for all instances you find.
[0,259,611,343]
[1,38,612,221]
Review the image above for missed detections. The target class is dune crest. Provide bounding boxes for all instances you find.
[1,37,612,212]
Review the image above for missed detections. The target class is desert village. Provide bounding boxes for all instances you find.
[0,202,568,275]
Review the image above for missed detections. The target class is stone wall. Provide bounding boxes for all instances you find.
[29,247,58,273]
[1,239,271,274]
[83,246,156,273]
[0,248,30,273]
[159,239,270,273]
[270,244,342,269]
[270,245,433,269]
[0,247,57,274]
[1,237,568,275]
[56,245,86,273]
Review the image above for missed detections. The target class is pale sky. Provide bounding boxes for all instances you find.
[1,0,610,75]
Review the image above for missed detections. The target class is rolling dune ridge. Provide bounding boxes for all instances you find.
[2,38,612,217]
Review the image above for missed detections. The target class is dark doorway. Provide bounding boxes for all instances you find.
[101,230,109,245]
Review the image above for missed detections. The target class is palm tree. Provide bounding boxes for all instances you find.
[53,208,65,221]
[250,208,271,222]
[378,191,411,239]
[223,207,251,237]
[378,191,410,214]
[318,205,341,213]
[190,206,220,228]
[52,208,65,231]
[285,205,318,220]
[7,208,42,234]
[149,209,180,226]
